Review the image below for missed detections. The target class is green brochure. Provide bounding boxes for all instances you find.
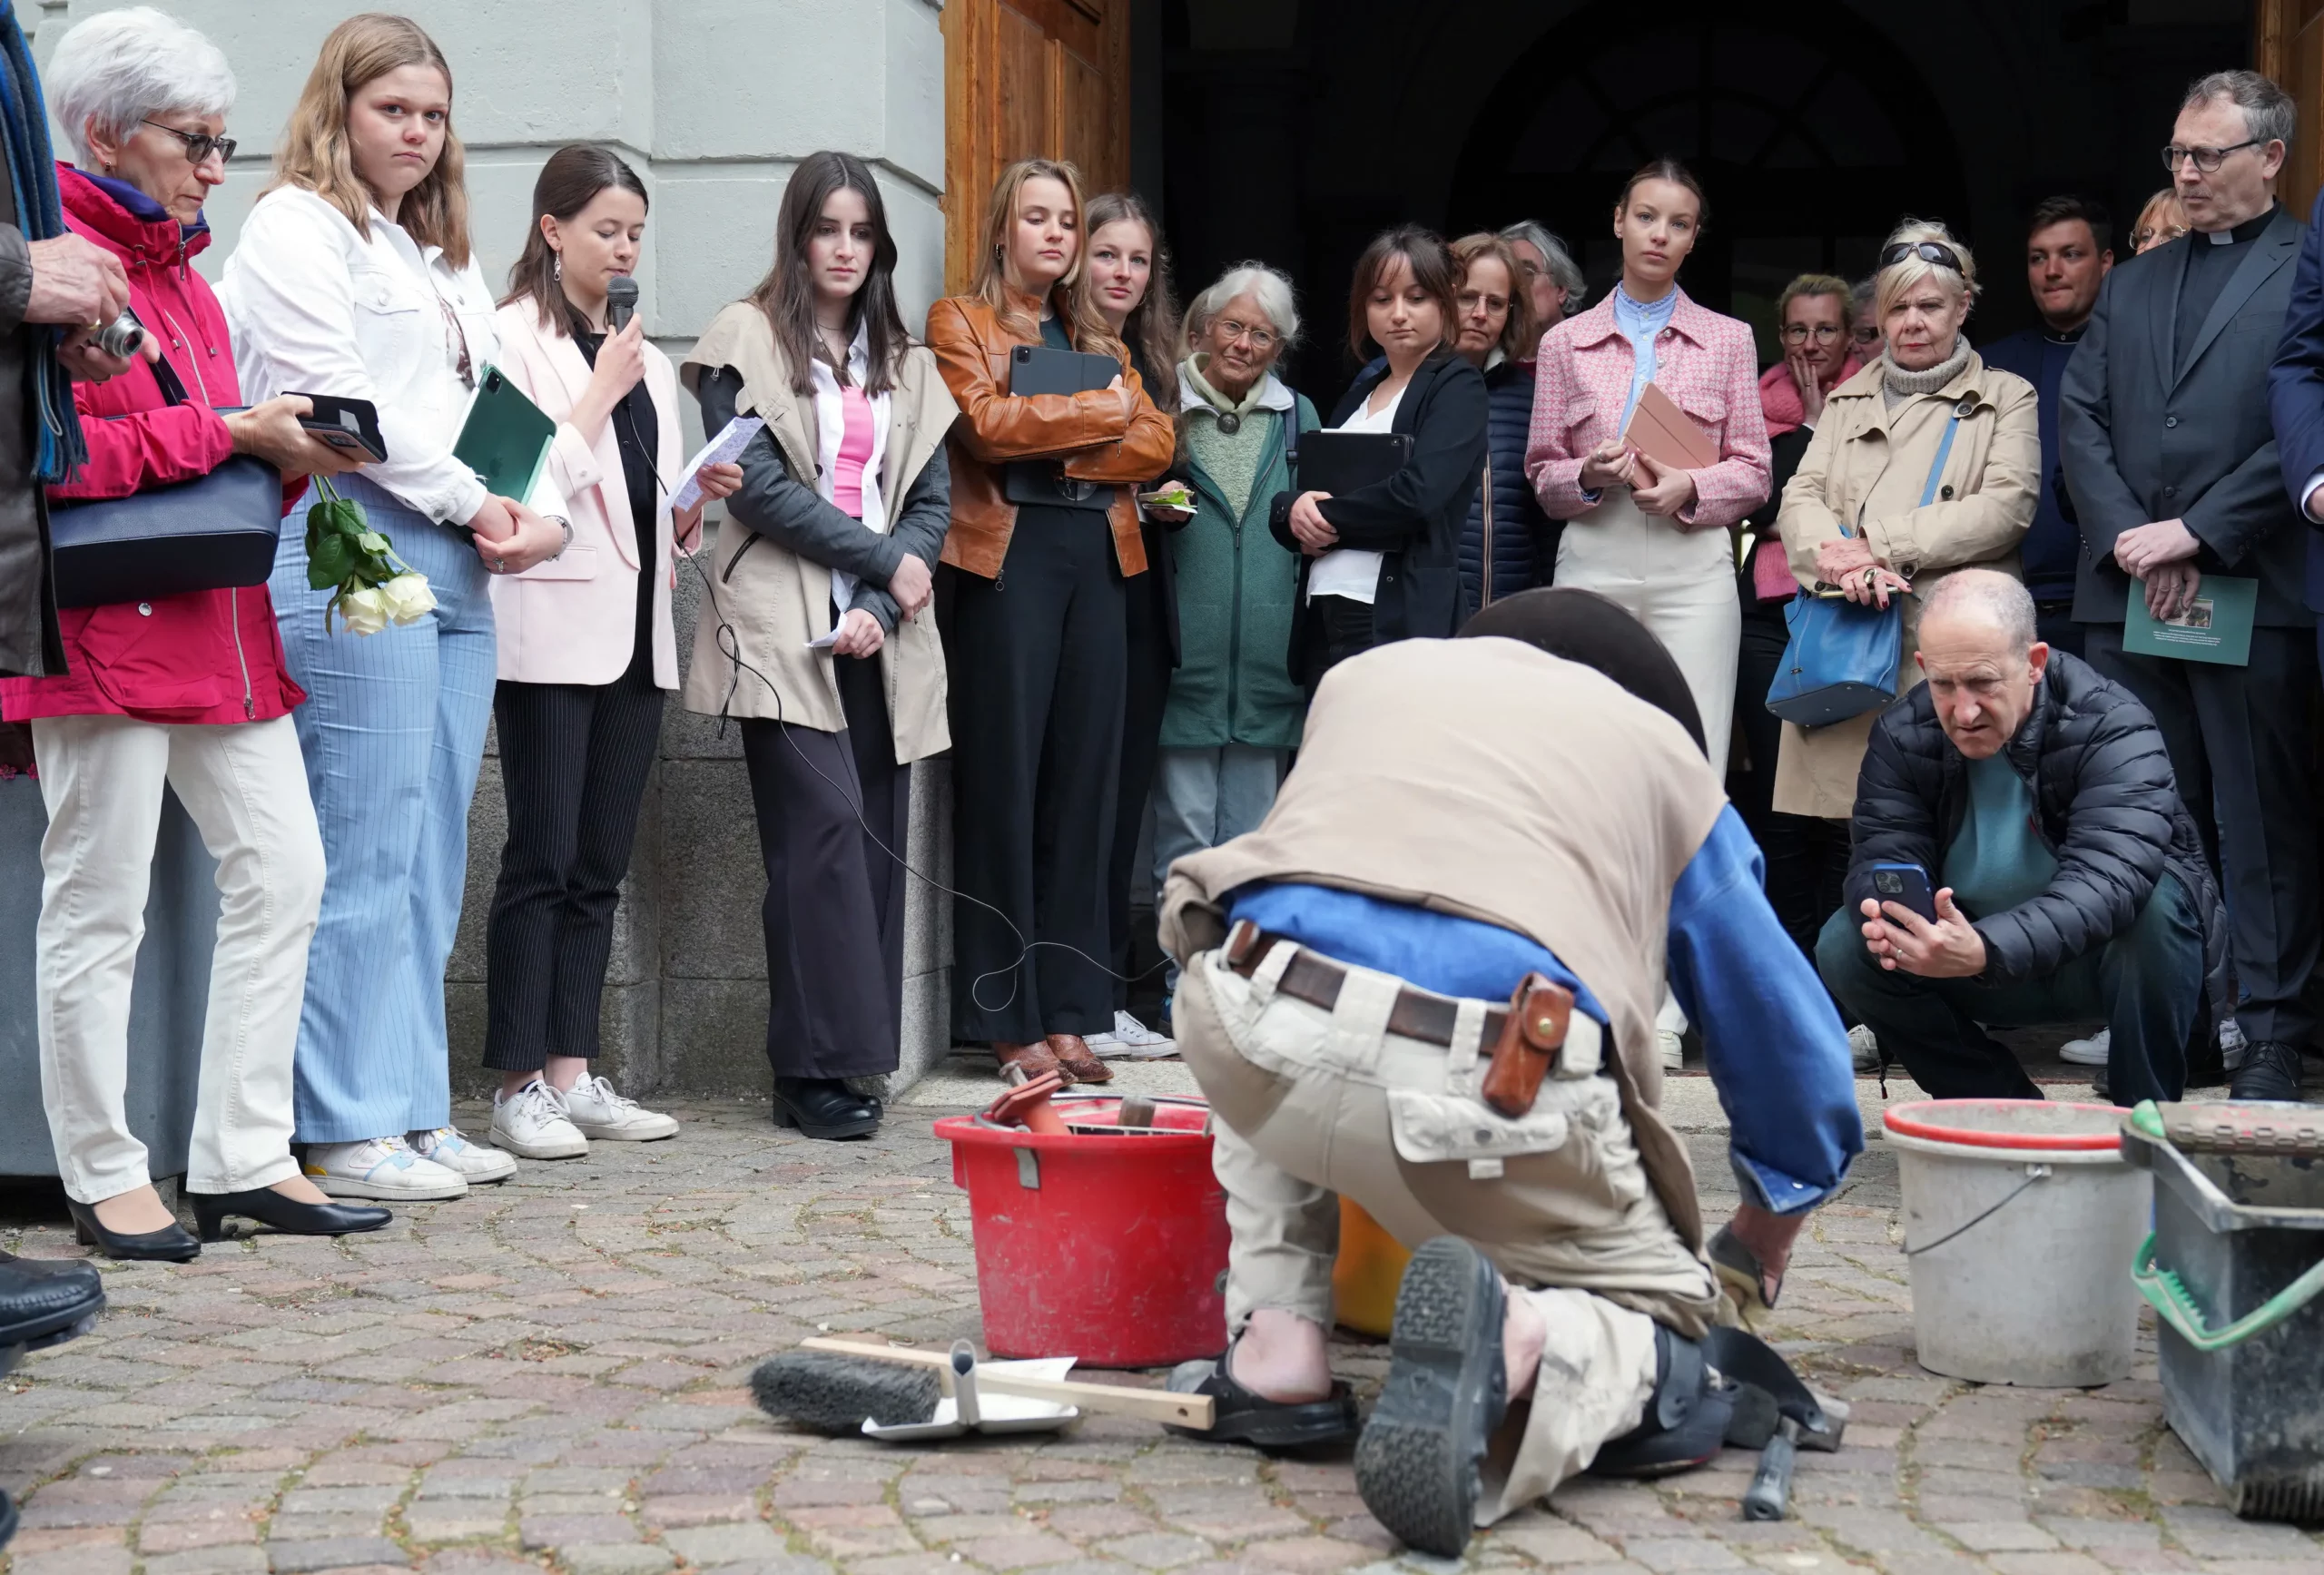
[452,362,556,504]
[2122,575,2256,666]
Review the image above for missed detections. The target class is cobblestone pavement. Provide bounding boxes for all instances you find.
[3,1098,2318,1575]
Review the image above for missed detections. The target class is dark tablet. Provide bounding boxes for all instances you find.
[1005,346,1122,510]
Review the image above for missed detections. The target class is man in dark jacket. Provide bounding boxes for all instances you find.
[1817,571,2215,1107]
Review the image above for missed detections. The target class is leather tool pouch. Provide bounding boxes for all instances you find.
[1480,972,1575,1117]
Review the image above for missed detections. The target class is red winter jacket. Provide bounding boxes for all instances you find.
[0,164,303,725]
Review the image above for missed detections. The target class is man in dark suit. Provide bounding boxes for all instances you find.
[2062,69,2318,1103]
[2267,172,2324,769]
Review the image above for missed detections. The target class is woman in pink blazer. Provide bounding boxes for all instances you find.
[1523,157,1770,1068]
[481,145,740,1158]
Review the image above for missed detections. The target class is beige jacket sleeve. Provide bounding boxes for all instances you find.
[1775,413,1850,588]
[1862,378,2040,576]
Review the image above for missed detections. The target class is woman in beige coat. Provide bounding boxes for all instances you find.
[681,153,957,1140]
[1773,221,2039,821]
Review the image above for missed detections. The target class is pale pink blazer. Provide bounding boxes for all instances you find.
[1523,289,1771,530]
[488,300,691,687]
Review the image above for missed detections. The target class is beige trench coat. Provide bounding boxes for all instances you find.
[1771,351,2038,817]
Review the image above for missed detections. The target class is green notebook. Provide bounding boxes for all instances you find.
[453,362,556,503]
[2122,574,2257,666]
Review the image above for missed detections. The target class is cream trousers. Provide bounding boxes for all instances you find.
[33,714,323,1203]
[1176,941,1719,1524]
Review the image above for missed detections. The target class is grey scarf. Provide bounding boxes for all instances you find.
[1880,341,1972,409]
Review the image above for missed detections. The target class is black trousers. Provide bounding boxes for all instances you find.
[1303,594,1376,692]
[1732,608,1853,959]
[484,670,665,1071]
[2086,622,2321,1048]
[1108,552,1171,1007]
[944,515,1127,1043]
[740,652,910,1080]
[2034,598,2085,660]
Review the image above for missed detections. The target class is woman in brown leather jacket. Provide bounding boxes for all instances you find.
[927,158,1176,1084]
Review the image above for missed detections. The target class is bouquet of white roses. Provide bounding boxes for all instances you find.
[304,477,436,635]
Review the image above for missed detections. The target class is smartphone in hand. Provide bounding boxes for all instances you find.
[1869,862,1938,924]
[287,392,388,463]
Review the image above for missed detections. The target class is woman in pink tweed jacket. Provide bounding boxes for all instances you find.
[1525,160,1770,784]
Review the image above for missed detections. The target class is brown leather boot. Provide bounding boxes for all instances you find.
[995,1040,1070,1084]
[1048,1033,1113,1084]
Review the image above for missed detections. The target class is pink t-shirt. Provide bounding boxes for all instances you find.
[831,385,876,519]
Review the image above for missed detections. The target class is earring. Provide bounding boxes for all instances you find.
[553,253,562,282]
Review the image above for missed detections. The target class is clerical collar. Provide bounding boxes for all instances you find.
[2203,204,2278,246]
[2043,322,2087,347]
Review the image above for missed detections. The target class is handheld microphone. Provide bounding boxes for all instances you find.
[606,275,638,333]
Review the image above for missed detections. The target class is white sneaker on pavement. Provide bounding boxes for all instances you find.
[409,1126,517,1183]
[489,1079,589,1159]
[2058,1028,2111,1067]
[560,1076,679,1142]
[303,1136,468,1201]
[1848,1023,1881,1072]
[1658,1029,1684,1071]
[1092,1009,1177,1060]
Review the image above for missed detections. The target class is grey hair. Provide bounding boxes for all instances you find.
[1501,221,1589,312]
[1922,569,2038,653]
[45,6,236,169]
[2181,69,2296,153]
[1183,262,1301,354]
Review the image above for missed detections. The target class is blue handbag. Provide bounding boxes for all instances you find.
[1765,404,1963,728]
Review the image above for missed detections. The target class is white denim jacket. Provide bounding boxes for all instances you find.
[222,185,498,526]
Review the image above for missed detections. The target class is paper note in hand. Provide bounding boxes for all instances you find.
[674,416,764,512]
[1621,382,1719,474]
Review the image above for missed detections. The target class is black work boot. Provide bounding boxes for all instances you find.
[2227,1040,2309,1103]
[1354,1237,1508,1558]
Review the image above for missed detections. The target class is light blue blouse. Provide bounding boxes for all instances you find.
[1612,283,1680,428]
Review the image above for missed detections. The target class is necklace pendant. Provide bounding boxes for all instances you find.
[1216,411,1241,435]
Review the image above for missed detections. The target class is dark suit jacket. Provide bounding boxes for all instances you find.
[2265,186,2324,614]
[2060,204,2311,627]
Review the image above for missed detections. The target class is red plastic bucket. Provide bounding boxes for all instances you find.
[933,1093,1227,1367]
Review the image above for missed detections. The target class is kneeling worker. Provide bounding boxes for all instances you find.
[1817,569,2219,1107]
[1159,587,1865,1556]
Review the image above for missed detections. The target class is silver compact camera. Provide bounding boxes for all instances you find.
[92,309,145,359]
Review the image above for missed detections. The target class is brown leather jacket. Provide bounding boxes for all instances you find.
[925,289,1176,578]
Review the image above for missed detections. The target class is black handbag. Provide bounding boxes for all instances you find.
[47,359,286,609]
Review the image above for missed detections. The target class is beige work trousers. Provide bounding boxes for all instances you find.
[1177,941,1721,1525]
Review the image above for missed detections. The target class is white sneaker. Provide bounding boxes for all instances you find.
[560,1076,678,1142]
[489,1080,589,1159]
[303,1137,468,1201]
[1093,1009,1177,1060]
[1658,1029,1685,1071]
[1848,1023,1881,1072]
[2058,1028,2111,1067]
[409,1126,517,1183]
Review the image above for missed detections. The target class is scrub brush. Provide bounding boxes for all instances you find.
[751,1350,942,1433]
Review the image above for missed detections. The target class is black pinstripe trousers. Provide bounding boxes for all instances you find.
[740,652,911,1080]
[483,667,665,1071]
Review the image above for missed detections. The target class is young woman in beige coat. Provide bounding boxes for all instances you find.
[1773,222,2040,821]
[681,152,957,1139]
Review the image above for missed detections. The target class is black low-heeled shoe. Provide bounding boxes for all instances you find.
[773,1078,881,1140]
[65,1199,200,1264]
[190,1188,392,1243]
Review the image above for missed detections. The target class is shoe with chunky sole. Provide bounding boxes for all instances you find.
[1354,1236,1508,1558]
[1164,1350,1358,1450]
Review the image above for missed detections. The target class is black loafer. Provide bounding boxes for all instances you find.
[1354,1236,1508,1558]
[2228,1040,2308,1103]
[65,1199,198,1264]
[1165,1344,1358,1450]
[0,1253,105,1349]
[191,1188,392,1243]
[773,1078,881,1140]
[1587,1324,1738,1478]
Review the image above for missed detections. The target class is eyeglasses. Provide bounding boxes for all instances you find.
[1213,318,1277,351]
[1850,323,1883,344]
[2132,222,2191,250]
[434,294,475,389]
[2162,139,2260,174]
[1878,240,1965,275]
[1457,290,1510,316]
[1781,323,1843,344]
[142,120,236,166]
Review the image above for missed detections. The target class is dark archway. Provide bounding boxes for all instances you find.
[1447,1,1968,363]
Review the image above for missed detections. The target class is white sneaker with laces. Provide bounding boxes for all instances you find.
[560,1076,678,1142]
[489,1080,589,1159]
[303,1136,468,1201]
[2058,1028,2111,1067]
[409,1126,517,1183]
[1657,1029,1684,1071]
[1848,1023,1881,1072]
[1093,1009,1177,1060]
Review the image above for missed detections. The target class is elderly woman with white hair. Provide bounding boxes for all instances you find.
[0,6,383,1258]
[1501,220,1587,336]
[1150,263,1315,1013]
[1772,220,2040,822]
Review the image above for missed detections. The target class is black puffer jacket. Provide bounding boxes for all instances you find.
[1458,357,1554,617]
[1846,651,2227,996]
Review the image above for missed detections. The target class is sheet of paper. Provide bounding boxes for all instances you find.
[673,416,764,512]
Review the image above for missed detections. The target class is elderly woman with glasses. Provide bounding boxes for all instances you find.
[1500,221,1588,338]
[1770,221,2038,825]
[2130,188,2191,253]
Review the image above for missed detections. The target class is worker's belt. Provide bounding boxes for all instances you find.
[1222,918,1577,1117]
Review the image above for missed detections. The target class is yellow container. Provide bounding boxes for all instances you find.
[1333,1197,1413,1337]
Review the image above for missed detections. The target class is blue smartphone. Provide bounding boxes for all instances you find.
[1869,861,1938,923]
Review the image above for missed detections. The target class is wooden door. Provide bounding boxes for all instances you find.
[942,0,1133,292]
[2256,0,2324,216]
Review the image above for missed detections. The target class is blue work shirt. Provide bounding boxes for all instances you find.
[1227,805,1863,1215]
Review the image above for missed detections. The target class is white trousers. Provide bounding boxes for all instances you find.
[33,714,324,1203]
[1554,489,1740,773]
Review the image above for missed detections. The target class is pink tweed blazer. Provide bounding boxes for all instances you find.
[1524,288,1771,530]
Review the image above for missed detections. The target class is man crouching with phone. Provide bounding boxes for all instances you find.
[1157,587,1864,1557]
[1817,569,2218,1106]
